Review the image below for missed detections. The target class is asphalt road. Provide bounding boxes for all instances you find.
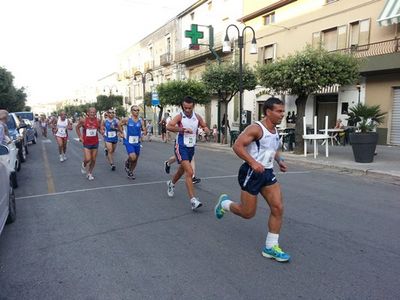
[1,130,399,300]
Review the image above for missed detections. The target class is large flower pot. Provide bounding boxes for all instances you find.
[349,132,378,163]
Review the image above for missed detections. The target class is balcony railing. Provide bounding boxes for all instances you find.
[330,38,399,58]
[160,53,173,66]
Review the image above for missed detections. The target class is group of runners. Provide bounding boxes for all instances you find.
[47,95,291,262]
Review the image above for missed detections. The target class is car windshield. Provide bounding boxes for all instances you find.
[15,112,34,121]
[6,116,16,130]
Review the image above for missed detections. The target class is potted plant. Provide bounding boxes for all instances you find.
[347,103,386,163]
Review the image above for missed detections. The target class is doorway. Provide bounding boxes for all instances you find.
[316,94,338,128]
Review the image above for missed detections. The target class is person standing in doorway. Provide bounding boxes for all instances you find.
[76,107,102,180]
[166,96,209,211]
[214,97,290,262]
[118,105,146,180]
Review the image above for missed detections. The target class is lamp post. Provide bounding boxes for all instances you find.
[356,83,361,104]
[103,85,118,96]
[222,24,257,132]
[134,70,154,119]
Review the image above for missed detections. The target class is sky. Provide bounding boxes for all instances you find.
[0,0,196,105]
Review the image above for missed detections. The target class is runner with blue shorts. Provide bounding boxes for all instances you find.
[166,96,209,211]
[101,110,119,171]
[118,105,146,179]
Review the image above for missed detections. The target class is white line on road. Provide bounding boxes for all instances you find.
[16,171,310,200]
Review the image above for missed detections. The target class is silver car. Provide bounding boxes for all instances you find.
[0,158,16,236]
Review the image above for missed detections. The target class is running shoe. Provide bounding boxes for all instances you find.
[111,164,116,171]
[167,180,174,197]
[261,245,291,262]
[104,148,108,156]
[215,194,229,219]
[164,161,170,174]
[59,155,64,162]
[128,171,135,180]
[190,197,202,211]
[81,162,86,174]
[192,176,201,184]
[63,154,67,161]
[87,173,95,181]
[124,159,130,174]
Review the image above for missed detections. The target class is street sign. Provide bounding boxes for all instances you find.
[151,92,159,106]
[185,24,203,50]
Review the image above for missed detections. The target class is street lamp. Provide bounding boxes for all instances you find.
[103,85,118,96]
[356,83,361,104]
[134,70,154,119]
[222,24,257,132]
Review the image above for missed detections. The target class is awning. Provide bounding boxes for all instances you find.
[377,0,400,26]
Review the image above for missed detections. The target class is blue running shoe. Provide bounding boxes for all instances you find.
[215,194,229,219]
[262,245,291,262]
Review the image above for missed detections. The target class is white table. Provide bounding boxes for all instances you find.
[319,129,344,146]
[302,133,330,158]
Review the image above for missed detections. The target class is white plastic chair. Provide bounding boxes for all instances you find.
[302,116,329,158]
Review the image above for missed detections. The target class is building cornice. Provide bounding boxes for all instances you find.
[239,0,297,22]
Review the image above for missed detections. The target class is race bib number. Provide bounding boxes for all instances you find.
[86,128,97,137]
[184,133,196,147]
[41,122,47,127]
[107,131,116,138]
[129,136,139,144]
[260,150,275,168]
[57,128,66,136]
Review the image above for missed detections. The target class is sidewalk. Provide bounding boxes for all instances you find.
[151,135,400,183]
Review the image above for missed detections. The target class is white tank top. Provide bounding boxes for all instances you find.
[56,118,68,138]
[246,121,280,169]
[176,112,199,147]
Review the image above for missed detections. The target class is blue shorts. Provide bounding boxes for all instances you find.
[83,143,99,150]
[125,144,141,156]
[174,144,194,163]
[238,163,277,195]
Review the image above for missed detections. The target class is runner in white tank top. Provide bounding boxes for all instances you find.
[52,111,72,162]
[214,97,291,262]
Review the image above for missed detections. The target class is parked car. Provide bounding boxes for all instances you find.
[15,111,38,137]
[0,160,16,236]
[7,113,28,162]
[0,143,20,188]
[22,119,37,145]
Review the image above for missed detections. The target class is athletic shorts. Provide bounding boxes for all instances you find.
[83,143,99,150]
[238,162,277,195]
[125,144,141,155]
[105,140,117,145]
[174,144,194,163]
[56,136,68,141]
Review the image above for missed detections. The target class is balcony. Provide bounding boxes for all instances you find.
[330,38,400,75]
[160,53,173,66]
[144,61,154,72]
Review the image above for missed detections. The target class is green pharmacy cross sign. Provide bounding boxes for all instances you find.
[185,24,204,50]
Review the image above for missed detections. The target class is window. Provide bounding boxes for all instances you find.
[350,19,370,47]
[166,36,171,54]
[259,44,276,64]
[314,25,347,51]
[322,28,337,51]
[312,32,321,48]
[337,25,347,49]
[263,12,275,25]
[190,12,195,20]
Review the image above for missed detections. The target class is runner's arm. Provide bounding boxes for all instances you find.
[166,114,185,133]
[75,119,84,142]
[196,114,210,134]
[233,125,264,173]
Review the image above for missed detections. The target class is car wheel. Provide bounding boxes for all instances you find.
[10,171,18,189]
[32,135,37,144]
[19,145,26,163]
[6,186,16,224]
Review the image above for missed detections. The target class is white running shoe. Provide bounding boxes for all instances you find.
[167,180,175,197]
[87,173,94,181]
[191,197,202,211]
[63,154,67,161]
[59,155,64,162]
[81,162,86,174]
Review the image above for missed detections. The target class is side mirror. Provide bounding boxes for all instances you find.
[0,144,10,155]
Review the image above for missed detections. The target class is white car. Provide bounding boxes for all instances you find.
[0,143,20,188]
[0,160,16,236]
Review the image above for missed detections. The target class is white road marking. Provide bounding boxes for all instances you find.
[16,171,310,200]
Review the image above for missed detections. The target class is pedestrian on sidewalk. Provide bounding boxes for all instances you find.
[215,97,291,262]
[166,96,209,211]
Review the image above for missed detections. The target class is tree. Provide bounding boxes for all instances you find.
[156,79,211,126]
[257,46,359,153]
[0,67,27,112]
[201,62,257,142]
[95,94,123,113]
